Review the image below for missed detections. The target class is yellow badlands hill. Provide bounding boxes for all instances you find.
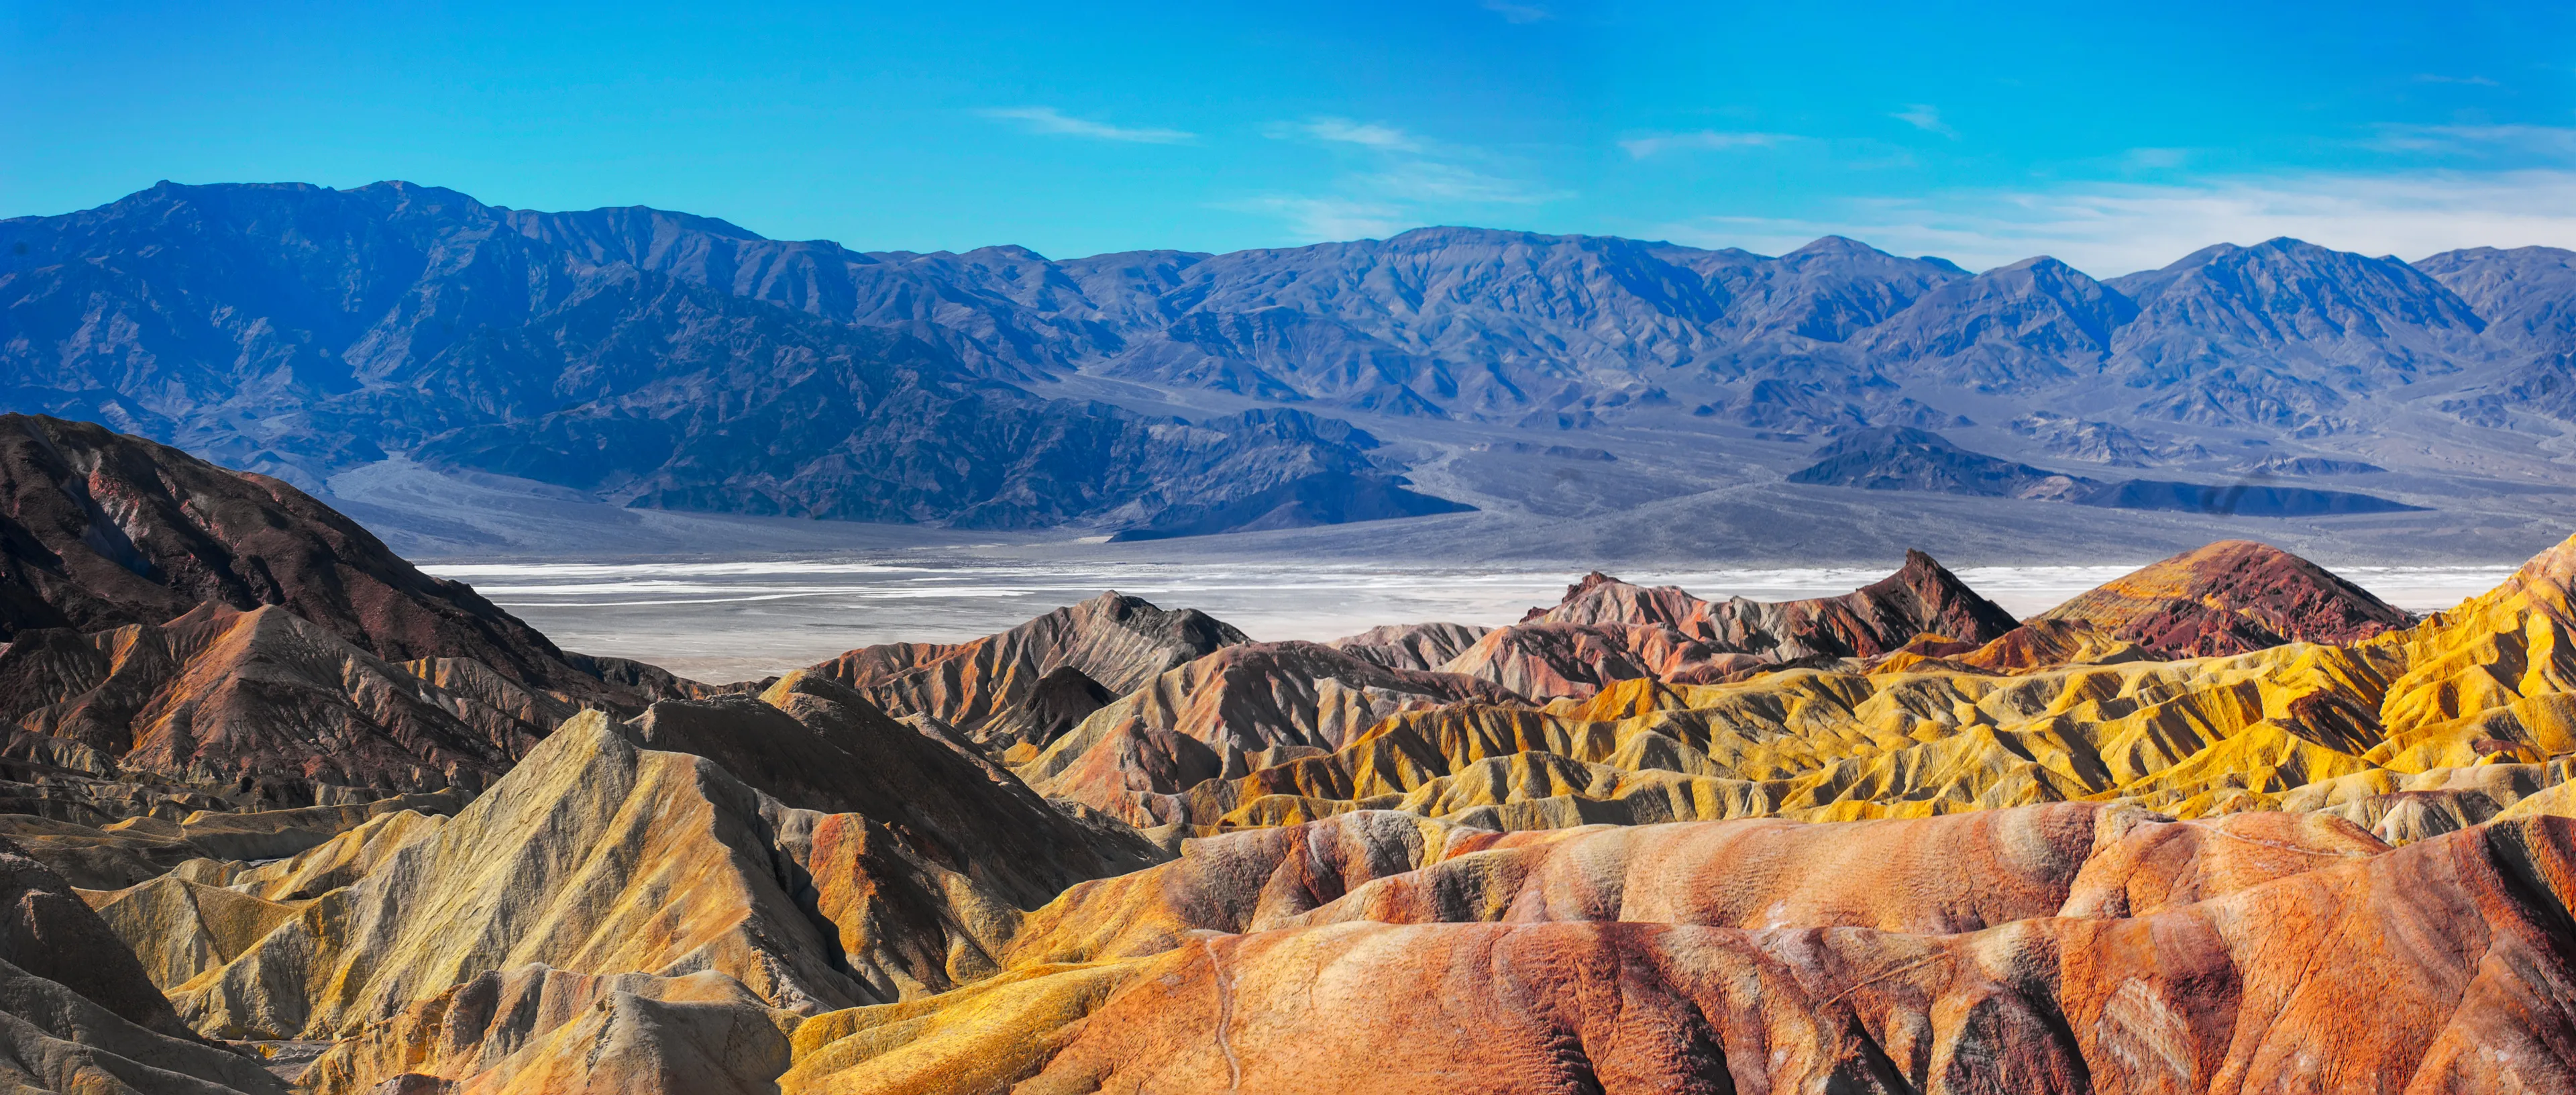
[27,533,2576,1092]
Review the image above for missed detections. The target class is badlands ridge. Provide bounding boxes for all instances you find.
[0,413,2571,1090]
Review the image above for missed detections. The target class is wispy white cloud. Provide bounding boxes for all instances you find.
[1220,197,1411,241]
[975,106,1193,144]
[1650,170,2576,277]
[1619,130,1805,158]
[1236,116,1568,242]
[1892,104,1957,138]
[1481,0,1550,23]
[1362,161,1566,204]
[1301,117,1421,151]
[2363,123,2576,157]
[2413,73,2500,86]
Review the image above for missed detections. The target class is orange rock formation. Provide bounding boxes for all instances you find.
[15,426,2576,1095]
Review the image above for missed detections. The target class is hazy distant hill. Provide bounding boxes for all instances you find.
[7,180,2576,545]
[481,204,2576,434]
[0,182,1459,537]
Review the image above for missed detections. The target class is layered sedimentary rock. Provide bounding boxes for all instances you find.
[780,803,2533,1092]
[996,802,2380,972]
[7,791,460,889]
[969,667,1116,753]
[0,837,291,1094]
[33,507,2576,1090]
[1923,617,2149,674]
[1324,622,1492,672]
[979,530,2576,843]
[1018,641,1523,822]
[0,415,610,696]
[1010,818,2576,1094]
[1440,551,2021,700]
[812,591,1245,741]
[2033,537,2412,656]
[1434,620,1740,700]
[300,965,800,1095]
[120,672,1159,1078]
[1526,550,2021,657]
[0,416,713,824]
[0,605,570,809]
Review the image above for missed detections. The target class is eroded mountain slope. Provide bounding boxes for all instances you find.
[18,465,2576,1092]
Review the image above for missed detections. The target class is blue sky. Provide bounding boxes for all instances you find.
[6,1,2575,275]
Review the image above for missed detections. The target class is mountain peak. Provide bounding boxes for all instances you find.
[1785,234,1885,257]
[2035,539,2408,656]
[1990,254,2070,275]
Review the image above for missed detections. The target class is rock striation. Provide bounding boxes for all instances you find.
[1528,550,2021,657]
[1324,622,1493,672]
[2033,538,2413,657]
[1020,641,1523,821]
[1432,550,2021,700]
[1006,817,2576,1093]
[17,458,2576,1090]
[0,416,730,819]
[0,415,611,694]
[812,590,1245,745]
[0,605,569,809]
[0,835,291,1093]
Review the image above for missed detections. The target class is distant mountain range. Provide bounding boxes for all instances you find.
[0,183,1461,537]
[5,180,2575,541]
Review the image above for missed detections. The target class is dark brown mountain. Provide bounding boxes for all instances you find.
[0,415,683,812]
[0,414,604,695]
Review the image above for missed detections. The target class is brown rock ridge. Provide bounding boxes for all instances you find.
[777,802,2457,1091]
[1325,622,1491,672]
[27,488,2576,1093]
[0,605,572,809]
[0,415,726,819]
[969,666,1115,753]
[1435,620,1743,700]
[812,590,1245,744]
[0,414,622,700]
[60,531,2576,1093]
[1526,549,2021,658]
[1283,804,2386,934]
[1445,550,2021,699]
[1017,640,1524,822]
[301,965,798,1095]
[1022,524,2573,835]
[995,804,2376,972]
[2033,538,2412,657]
